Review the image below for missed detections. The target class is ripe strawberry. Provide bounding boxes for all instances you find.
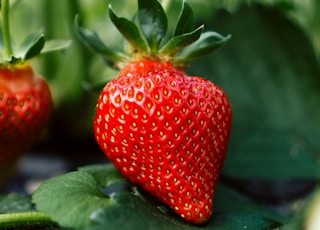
[77,0,231,224]
[0,0,69,179]
[94,59,231,223]
[0,64,52,163]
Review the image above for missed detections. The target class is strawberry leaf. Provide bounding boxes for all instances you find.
[14,32,45,61]
[32,170,117,229]
[78,164,126,187]
[159,25,203,57]
[87,196,280,230]
[0,194,35,214]
[76,0,228,67]
[214,184,287,223]
[86,190,189,230]
[40,39,72,55]
[176,31,231,63]
[17,33,42,56]
[32,164,283,230]
[23,33,45,60]
[138,0,168,53]
[162,0,183,41]
[108,5,149,53]
[75,16,129,64]
[15,32,70,62]
[174,1,194,36]
[208,211,281,230]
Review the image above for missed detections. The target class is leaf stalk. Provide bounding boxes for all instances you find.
[1,0,13,58]
[0,212,56,228]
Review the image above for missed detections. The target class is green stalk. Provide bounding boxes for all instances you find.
[0,212,56,228]
[1,0,13,58]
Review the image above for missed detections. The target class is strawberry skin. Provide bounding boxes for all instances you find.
[94,60,232,224]
[0,64,53,163]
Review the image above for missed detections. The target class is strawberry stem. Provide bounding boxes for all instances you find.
[1,0,13,58]
[0,212,56,228]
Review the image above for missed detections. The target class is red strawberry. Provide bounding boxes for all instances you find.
[77,0,231,224]
[94,59,231,223]
[0,0,69,182]
[0,64,52,163]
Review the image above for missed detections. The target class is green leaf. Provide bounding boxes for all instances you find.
[209,211,280,230]
[41,39,72,54]
[0,195,58,229]
[279,217,303,230]
[190,3,320,179]
[17,33,39,55]
[160,25,203,57]
[33,164,283,230]
[78,163,126,187]
[0,194,34,214]
[108,5,149,53]
[74,16,128,64]
[224,129,320,179]
[176,31,231,63]
[174,1,194,36]
[138,0,168,53]
[22,33,45,60]
[12,31,70,62]
[86,191,189,230]
[214,184,288,223]
[32,170,116,229]
[161,0,183,42]
[88,208,280,230]
[87,182,281,230]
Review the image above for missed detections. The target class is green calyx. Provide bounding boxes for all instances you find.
[1,33,71,65]
[0,0,71,66]
[75,0,231,68]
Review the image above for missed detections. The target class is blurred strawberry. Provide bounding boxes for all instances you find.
[0,64,52,163]
[0,0,69,187]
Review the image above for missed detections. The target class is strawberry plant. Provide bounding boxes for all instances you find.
[0,0,69,187]
[75,0,232,224]
[1,0,320,230]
